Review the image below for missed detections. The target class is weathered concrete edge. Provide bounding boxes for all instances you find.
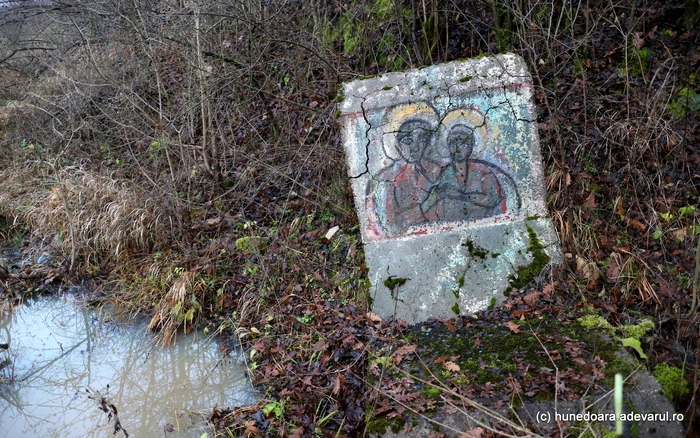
[365,218,564,324]
[338,53,532,115]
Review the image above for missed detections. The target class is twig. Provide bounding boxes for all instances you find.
[691,235,700,314]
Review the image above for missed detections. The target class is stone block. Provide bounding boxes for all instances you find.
[338,53,562,324]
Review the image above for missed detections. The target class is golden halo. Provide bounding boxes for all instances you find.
[381,102,439,161]
[438,106,489,159]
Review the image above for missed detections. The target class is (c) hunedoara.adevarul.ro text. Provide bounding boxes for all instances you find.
[535,411,684,424]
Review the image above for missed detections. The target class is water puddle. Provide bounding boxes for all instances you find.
[0,294,257,437]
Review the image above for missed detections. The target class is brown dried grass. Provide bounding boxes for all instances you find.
[0,164,176,267]
[148,270,205,346]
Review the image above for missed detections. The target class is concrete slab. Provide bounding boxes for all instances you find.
[338,54,562,324]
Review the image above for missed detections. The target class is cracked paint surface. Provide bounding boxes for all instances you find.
[339,54,562,324]
[364,102,522,240]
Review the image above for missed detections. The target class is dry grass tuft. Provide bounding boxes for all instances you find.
[0,165,176,268]
[148,270,205,346]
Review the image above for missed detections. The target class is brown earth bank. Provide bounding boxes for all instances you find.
[1,1,699,437]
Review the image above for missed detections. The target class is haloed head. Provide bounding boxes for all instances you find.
[446,123,474,162]
[396,119,434,163]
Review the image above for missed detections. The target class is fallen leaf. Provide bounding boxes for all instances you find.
[206,217,222,226]
[434,356,449,364]
[506,321,520,333]
[606,252,622,282]
[670,227,687,242]
[244,420,259,436]
[576,255,601,282]
[627,218,647,231]
[366,311,382,323]
[393,344,417,357]
[542,282,554,296]
[444,361,460,372]
[325,225,339,240]
[332,375,343,395]
[584,191,597,208]
[393,344,417,364]
[524,290,542,306]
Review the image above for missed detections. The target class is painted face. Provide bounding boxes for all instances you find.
[396,119,434,163]
[447,124,474,162]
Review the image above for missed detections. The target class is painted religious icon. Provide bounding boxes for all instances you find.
[366,103,521,240]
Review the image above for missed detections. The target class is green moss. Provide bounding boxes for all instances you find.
[334,110,342,119]
[605,356,636,379]
[373,0,395,20]
[488,296,497,309]
[390,417,404,433]
[422,386,441,400]
[577,314,615,334]
[334,87,345,103]
[235,236,262,252]
[668,87,700,118]
[629,47,650,76]
[504,225,551,296]
[365,417,390,434]
[462,239,489,260]
[457,275,465,288]
[381,86,393,90]
[459,75,473,82]
[411,319,635,394]
[654,363,689,401]
[384,276,408,291]
[451,303,460,314]
[621,320,654,340]
[535,391,555,401]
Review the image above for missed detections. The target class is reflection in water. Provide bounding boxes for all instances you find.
[0,295,257,437]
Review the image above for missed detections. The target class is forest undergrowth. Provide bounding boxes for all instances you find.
[1,1,699,436]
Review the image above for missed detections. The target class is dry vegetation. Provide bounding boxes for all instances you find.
[1,0,699,437]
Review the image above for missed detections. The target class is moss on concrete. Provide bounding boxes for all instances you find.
[621,320,654,340]
[654,363,690,401]
[365,415,405,435]
[504,225,551,296]
[410,319,637,393]
[366,417,390,434]
[577,313,615,334]
[384,276,408,291]
[488,296,496,309]
[462,239,489,260]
